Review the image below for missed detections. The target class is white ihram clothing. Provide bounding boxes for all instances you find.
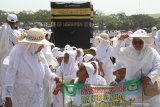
[4,43,57,107]
[42,45,58,107]
[96,40,113,84]
[56,51,78,81]
[89,61,107,85]
[0,25,19,101]
[113,40,160,107]
[53,51,78,107]
[154,30,160,54]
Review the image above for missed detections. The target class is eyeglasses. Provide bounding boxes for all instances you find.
[132,40,144,45]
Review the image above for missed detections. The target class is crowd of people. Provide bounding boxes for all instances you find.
[1,13,160,107]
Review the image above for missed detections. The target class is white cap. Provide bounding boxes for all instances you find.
[89,47,97,52]
[83,54,93,62]
[83,62,95,78]
[152,26,157,30]
[7,14,17,22]
[113,61,125,72]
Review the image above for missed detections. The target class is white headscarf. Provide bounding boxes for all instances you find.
[83,62,95,78]
[89,61,107,85]
[60,50,77,76]
[90,61,99,75]
[8,43,46,86]
[95,34,112,62]
[52,47,60,57]
[119,29,154,78]
[83,54,93,62]
[76,48,84,63]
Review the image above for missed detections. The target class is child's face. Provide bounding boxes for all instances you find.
[88,50,96,56]
[77,64,89,83]
[114,68,126,81]
[63,53,69,64]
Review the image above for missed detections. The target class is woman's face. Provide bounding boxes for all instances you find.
[76,50,81,57]
[77,64,89,83]
[63,53,69,64]
[132,38,144,51]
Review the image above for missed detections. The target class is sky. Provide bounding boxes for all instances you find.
[0,0,160,15]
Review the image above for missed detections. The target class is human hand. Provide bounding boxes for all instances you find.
[54,76,63,85]
[142,76,151,86]
[118,34,129,40]
[4,97,12,107]
[49,65,56,73]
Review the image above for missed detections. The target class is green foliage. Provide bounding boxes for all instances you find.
[0,9,158,30]
[93,11,158,30]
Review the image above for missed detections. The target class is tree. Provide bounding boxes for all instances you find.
[34,10,51,27]
[0,10,7,25]
[129,14,156,30]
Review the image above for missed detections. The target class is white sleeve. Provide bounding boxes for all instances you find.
[147,50,160,84]
[5,63,18,97]
[101,46,112,64]
[63,71,77,80]
[45,64,58,82]
[9,31,18,45]
[112,40,125,59]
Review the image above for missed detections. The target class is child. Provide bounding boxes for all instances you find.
[110,61,126,86]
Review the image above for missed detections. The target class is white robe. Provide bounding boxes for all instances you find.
[113,40,160,107]
[96,40,113,84]
[42,45,58,107]
[4,44,57,107]
[154,30,160,54]
[0,25,19,101]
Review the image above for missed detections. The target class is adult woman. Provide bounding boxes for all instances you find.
[4,28,61,107]
[95,33,113,84]
[113,29,160,107]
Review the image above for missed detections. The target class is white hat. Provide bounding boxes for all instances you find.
[83,54,93,62]
[129,29,151,38]
[99,33,111,43]
[83,62,95,77]
[113,61,125,72]
[55,51,64,58]
[7,14,17,22]
[19,28,54,45]
[152,26,157,30]
[129,29,154,45]
[89,47,97,52]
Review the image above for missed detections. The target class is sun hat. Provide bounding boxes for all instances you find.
[129,29,154,45]
[7,14,18,22]
[129,29,152,38]
[18,28,54,45]
[99,33,111,43]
